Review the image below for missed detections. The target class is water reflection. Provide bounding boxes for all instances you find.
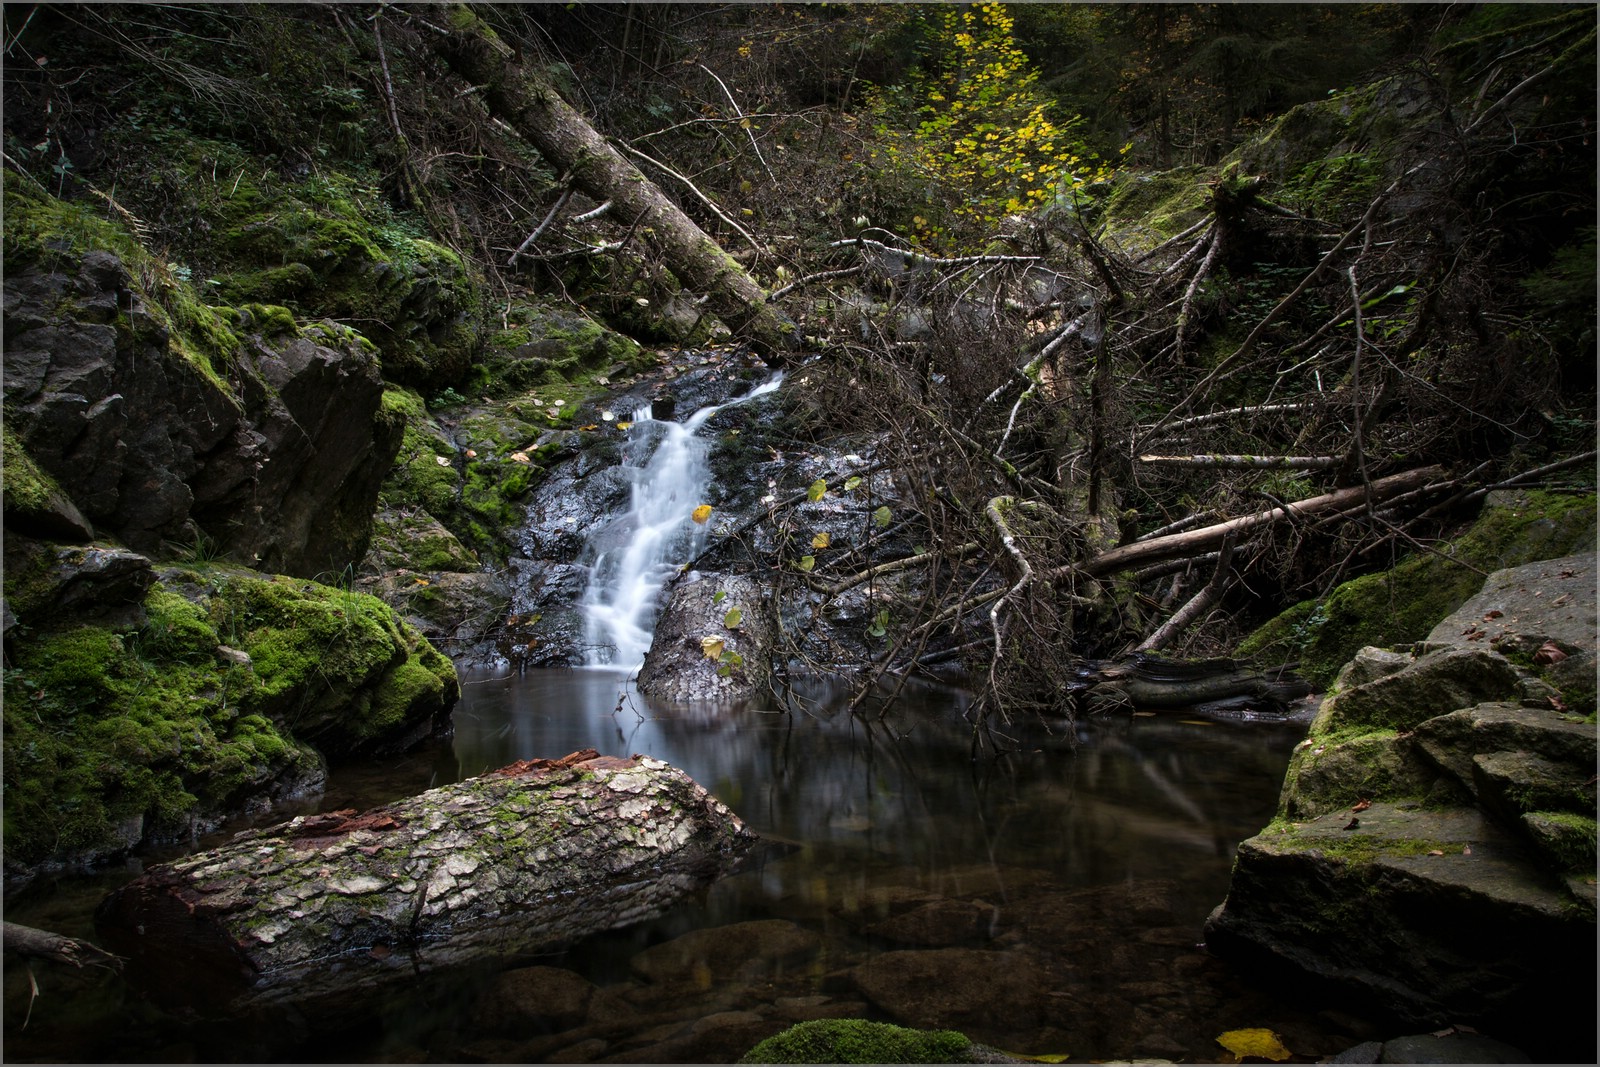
[443,667,1302,906]
[5,668,1362,1063]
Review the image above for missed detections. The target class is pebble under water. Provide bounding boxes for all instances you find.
[1,669,1403,1063]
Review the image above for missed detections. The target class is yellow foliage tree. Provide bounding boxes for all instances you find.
[869,3,1113,245]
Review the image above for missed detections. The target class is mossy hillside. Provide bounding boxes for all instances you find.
[740,1020,973,1065]
[99,131,485,389]
[2,172,243,397]
[1239,490,1597,688]
[2,595,319,868]
[1,564,457,870]
[1098,164,1220,248]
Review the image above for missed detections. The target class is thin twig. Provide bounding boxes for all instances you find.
[698,61,775,183]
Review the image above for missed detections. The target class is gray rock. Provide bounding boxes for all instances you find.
[1378,1032,1529,1063]
[1206,800,1594,1037]
[3,252,401,579]
[1410,701,1596,804]
[1329,1039,1385,1063]
[1424,552,1596,660]
[1313,647,1524,734]
[637,574,778,702]
[1334,646,1415,689]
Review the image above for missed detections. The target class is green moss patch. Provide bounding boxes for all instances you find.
[2,563,457,870]
[1240,491,1597,688]
[740,1020,972,1065]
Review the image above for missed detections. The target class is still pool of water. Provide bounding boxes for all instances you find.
[2,668,1390,1063]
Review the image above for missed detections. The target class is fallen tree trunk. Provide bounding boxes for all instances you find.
[1078,465,1446,577]
[421,4,796,363]
[94,750,756,1017]
[1071,654,1312,715]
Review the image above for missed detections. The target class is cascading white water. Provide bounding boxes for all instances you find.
[581,375,782,670]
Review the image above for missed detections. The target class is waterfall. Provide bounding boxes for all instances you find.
[580,375,782,670]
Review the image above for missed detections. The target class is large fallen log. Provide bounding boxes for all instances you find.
[94,750,756,1016]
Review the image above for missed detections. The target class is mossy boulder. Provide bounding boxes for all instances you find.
[1,561,458,886]
[1239,490,1596,689]
[740,1020,976,1065]
[1211,546,1597,1047]
[475,305,649,397]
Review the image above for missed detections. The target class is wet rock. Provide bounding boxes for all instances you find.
[629,919,822,986]
[1206,800,1595,1044]
[864,898,999,947]
[848,947,1059,1040]
[637,574,778,702]
[468,965,597,1034]
[1377,1031,1529,1063]
[603,1008,782,1065]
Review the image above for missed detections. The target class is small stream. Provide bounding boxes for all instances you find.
[4,674,1392,1064]
[1,378,1393,1062]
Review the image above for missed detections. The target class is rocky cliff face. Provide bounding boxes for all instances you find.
[3,246,400,578]
[1,202,453,889]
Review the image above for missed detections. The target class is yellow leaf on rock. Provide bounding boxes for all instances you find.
[811,531,831,549]
[1216,1028,1291,1063]
[699,636,725,659]
[692,504,713,524]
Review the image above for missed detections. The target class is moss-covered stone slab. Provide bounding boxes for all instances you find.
[1205,801,1595,1036]
[1312,648,1523,735]
[1410,702,1597,802]
[1279,728,1433,820]
[1238,491,1596,689]
[2,561,458,885]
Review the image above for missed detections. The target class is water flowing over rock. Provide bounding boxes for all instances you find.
[1206,551,1597,1061]
[2,249,400,578]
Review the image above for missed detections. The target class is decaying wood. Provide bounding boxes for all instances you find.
[2,921,122,971]
[1135,532,1236,653]
[95,750,756,1016]
[421,3,795,362]
[1072,654,1312,715]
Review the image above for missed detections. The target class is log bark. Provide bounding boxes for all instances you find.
[94,750,756,1016]
[421,4,796,363]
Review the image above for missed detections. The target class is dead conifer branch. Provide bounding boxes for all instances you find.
[1135,532,1237,652]
[1138,454,1342,470]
